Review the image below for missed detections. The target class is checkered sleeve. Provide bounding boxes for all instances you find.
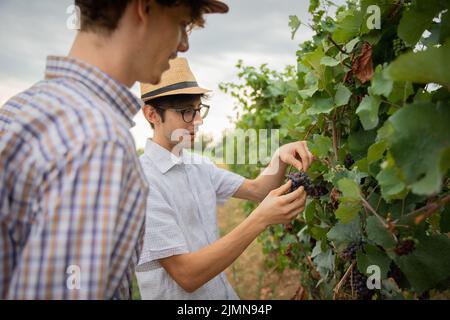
[8,140,146,300]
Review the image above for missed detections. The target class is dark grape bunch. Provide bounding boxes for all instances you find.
[341,242,363,262]
[312,183,328,198]
[394,239,416,256]
[287,171,315,195]
[287,172,328,198]
[388,262,405,285]
[346,269,374,300]
[393,37,407,57]
[344,153,355,170]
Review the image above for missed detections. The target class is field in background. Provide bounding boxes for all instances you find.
[217,198,301,300]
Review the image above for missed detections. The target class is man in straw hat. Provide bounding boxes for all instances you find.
[136,57,314,299]
[0,0,228,299]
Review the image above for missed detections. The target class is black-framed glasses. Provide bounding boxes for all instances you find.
[155,104,210,123]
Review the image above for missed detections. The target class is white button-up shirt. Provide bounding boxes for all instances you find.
[136,139,245,300]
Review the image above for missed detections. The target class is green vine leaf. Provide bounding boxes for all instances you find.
[376,166,407,201]
[371,65,393,97]
[366,216,396,249]
[356,244,392,279]
[307,96,335,115]
[386,41,450,88]
[356,95,381,130]
[335,83,352,106]
[289,15,301,40]
[386,102,450,195]
[395,235,450,294]
[397,0,443,46]
[335,202,361,224]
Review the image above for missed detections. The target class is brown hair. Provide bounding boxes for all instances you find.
[75,0,213,35]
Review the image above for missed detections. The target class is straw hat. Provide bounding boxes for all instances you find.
[140,57,211,102]
[203,0,229,14]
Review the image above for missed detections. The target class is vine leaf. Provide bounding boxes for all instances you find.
[335,83,352,107]
[397,0,443,46]
[376,166,407,201]
[385,102,450,195]
[386,41,450,88]
[289,15,301,40]
[307,97,335,115]
[366,216,396,249]
[327,216,362,247]
[395,235,450,294]
[356,244,391,279]
[371,65,393,97]
[356,95,381,130]
[308,134,332,158]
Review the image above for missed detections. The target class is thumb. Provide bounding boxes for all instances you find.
[272,180,292,196]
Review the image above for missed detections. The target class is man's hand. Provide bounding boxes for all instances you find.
[251,180,307,228]
[278,141,313,172]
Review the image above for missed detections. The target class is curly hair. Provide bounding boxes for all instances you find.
[75,0,216,35]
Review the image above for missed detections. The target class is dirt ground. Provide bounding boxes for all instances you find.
[217,197,301,300]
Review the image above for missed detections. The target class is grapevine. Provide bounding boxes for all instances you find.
[221,0,450,299]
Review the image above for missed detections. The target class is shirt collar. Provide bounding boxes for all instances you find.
[44,55,143,128]
[144,139,186,174]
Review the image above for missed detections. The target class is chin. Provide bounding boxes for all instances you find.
[149,75,162,85]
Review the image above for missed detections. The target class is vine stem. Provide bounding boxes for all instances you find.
[405,193,450,224]
[328,35,348,54]
[326,35,353,68]
[360,197,389,228]
[333,260,356,299]
[331,112,339,162]
[296,236,321,281]
[303,123,318,141]
[361,196,398,242]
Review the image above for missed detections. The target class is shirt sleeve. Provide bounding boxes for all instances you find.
[8,140,146,300]
[136,180,189,271]
[204,158,245,206]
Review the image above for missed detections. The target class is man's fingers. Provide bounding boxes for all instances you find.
[285,192,306,212]
[286,154,303,171]
[281,185,305,202]
[295,142,311,171]
[272,180,292,196]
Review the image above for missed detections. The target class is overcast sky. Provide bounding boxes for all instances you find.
[0,0,342,149]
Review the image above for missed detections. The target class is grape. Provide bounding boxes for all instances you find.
[388,262,406,286]
[287,171,329,199]
[341,243,362,261]
[346,269,374,300]
[393,37,406,57]
[344,153,355,170]
[394,239,415,256]
[285,243,293,258]
[287,171,315,195]
[311,184,329,198]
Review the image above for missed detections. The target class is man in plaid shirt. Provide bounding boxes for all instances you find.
[0,0,228,299]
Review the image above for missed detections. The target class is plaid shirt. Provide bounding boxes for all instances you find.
[0,56,148,299]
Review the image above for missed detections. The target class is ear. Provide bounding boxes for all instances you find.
[143,105,160,126]
[135,0,152,22]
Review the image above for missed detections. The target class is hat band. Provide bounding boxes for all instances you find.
[142,81,199,100]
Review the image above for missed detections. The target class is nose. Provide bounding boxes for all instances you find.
[193,110,203,125]
[178,30,189,53]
